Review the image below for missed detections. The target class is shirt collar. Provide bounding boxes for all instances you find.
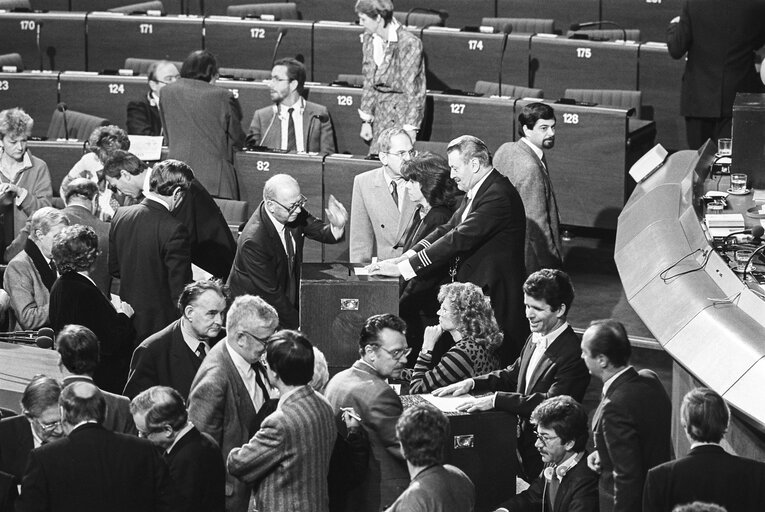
[278,97,305,117]
[690,441,721,449]
[76,271,97,288]
[531,322,569,350]
[373,18,400,44]
[602,366,633,396]
[0,147,33,177]
[180,317,210,354]
[521,137,545,161]
[225,339,254,376]
[466,170,492,200]
[382,167,402,185]
[166,423,194,454]
[549,452,584,481]
[264,204,287,233]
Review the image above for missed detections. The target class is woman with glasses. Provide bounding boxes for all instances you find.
[408,282,503,394]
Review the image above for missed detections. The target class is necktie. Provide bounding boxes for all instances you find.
[286,107,297,152]
[49,259,57,273]
[285,228,297,305]
[195,343,206,360]
[390,179,399,207]
[252,362,271,404]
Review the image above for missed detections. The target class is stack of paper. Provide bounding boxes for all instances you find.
[706,213,745,237]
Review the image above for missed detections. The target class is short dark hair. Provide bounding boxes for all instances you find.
[672,503,727,512]
[181,49,218,82]
[400,152,459,209]
[396,404,448,466]
[355,0,394,25]
[523,269,575,313]
[681,387,729,443]
[586,319,631,367]
[266,330,315,386]
[102,149,149,178]
[273,57,306,93]
[56,325,100,377]
[130,386,188,432]
[358,313,407,353]
[86,125,130,164]
[52,224,99,274]
[517,102,556,138]
[530,395,588,452]
[447,135,492,168]
[149,159,194,196]
[178,279,230,311]
[60,381,106,425]
[63,177,99,203]
[21,375,61,417]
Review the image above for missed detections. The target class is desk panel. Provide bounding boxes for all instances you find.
[203,17,314,75]
[422,29,507,91]
[638,42,687,151]
[602,0,682,43]
[86,13,203,72]
[58,73,147,129]
[311,22,364,83]
[27,141,87,195]
[305,85,367,155]
[529,36,639,99]
[393,0,496,28]
[496,0,599,34]
[216,78,271,125]
[500,34,532,90]
[0,13,86,71]
[0,72,59,138]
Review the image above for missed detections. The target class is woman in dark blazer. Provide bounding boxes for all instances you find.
[49,224,135,394]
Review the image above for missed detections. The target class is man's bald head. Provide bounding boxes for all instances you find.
[60,381,106,426]
[263,174,304,224]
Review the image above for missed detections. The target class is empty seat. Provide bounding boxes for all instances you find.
[108,1,165,14]
[475,80,543,98]
[393,9,447,28]
[0,0,30,10]
[219,67,271,80]
[226,2,300,20]
[0,53,23,71]
[336,74,364,87]
[567,28,641,41]
[47,109,110,142]
[214,198,249,236]
[481,17,555,35]
[124,57,183,75]
[564,88,642,117]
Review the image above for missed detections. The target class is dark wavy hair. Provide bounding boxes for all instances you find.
[396,403,448,466]
[181,49,219,82]
[531,395,589,452]
[52,224,99,274]
[400,152,459,209]
[86,125,130,164]
[437,282,503,351]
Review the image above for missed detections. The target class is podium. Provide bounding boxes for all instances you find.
[299,263,399,373]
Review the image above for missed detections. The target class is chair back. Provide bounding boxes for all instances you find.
[0,53,23,71]
[47,109,110,141]
[226,2,300,20]
[474,80,544,98]
[481,17,555,34]
[564,88,642,117]
[108,0,164,14]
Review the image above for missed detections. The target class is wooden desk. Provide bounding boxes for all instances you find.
[0,341,60,412]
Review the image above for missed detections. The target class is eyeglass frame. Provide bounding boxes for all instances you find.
[372,344,412,360]
[269,194,308,215]
[533,429,561,445]
[137,423,172,439]
[240,330,271,347]
[383,148,416,159]
[30,416,62,433]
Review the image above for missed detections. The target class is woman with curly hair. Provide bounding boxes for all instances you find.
[49,224,135,393]
[408,282,503,394]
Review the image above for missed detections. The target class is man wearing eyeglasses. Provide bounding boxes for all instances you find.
[325,314,411,512]
[227,173,347,329]
[350,127,417,264]
[246,58,336,154]
[188,295,279,512]
[126,60,179,137]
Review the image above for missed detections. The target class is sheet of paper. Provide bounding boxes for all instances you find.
[420,393,475,413]
[354,267,369,276]
[127,135,163,161]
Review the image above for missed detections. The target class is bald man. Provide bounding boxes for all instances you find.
[227,174,348,328]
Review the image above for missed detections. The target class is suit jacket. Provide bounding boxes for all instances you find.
[3,249,49,330]
[50,272,135,394]
[126,93,162,136]
[643,444,765,512]
[499,453,598,512]
[165,426,226,512]
[385,464,474,512]
[592,367,672,512]
[61,204,111,296]
[188,338,269,512]
[246,101,336,154]
[667,0,765,118]
[17,423,175,512]
[493,141,562,273]
[60,376,136,435]
[407,169,528,363]
[228,385,336,512]
[227,202,340,329]
[109,198,192,344]
[123,319,204,400]
[0,151,52,243]
[472,326,589,478]
[160,78,245,199]
[325,361,409,512]
[350,167,416,263]
[0,415,33,511]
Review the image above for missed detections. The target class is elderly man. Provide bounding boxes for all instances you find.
[325,313,410,512]
[126,60,179,137]
[131,386,225,512]
[228,330,336,512]
[227,173,346,329]
[187,294,279,512]
[124,279,229,400]
[17,381,174,512]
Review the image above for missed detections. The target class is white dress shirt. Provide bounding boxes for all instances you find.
[224,341,267,410]
[278,97,306,152]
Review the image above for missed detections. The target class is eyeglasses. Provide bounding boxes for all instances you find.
[384,149,416,159]
[137,424,170,439]
[269,76,291,83]
[241,330,271,347]
[270,194,307,215]
[534,430,560,445]
[152,75,180,85]
[374,345,412,360]
[32,417,62,433]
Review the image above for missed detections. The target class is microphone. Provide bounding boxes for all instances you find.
[569,20,628,43]
[271,28,287,68]
[305,113,330,153]
[56,102,70,141]
[35,335,54,349]
[35,20,43,71]
[721,225,765,247]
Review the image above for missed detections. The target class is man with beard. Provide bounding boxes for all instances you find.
[494,103,562,273]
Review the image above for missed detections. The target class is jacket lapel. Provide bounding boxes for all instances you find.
[169,321,200,384]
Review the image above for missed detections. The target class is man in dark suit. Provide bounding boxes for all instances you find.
[187,295,279,512]
[582,319,672,512]
[61,178,111,296]
[495,396,598,512]
[325,314,411,512]
[372,135,528,363]
[228,330,336,512]
[160,50,245,199]
[124,279,228,400]
[104,150,237,280]
[246,57,335,154]
[0,376,62,511]
[643,387,765,512]
[56,324,136,435]
[126,60,179,137]
[494,103,562,274]
[667,0,765,148]
[109,159,193,344]
[131,386,225,512]
[227,173,347,329]
[17,381,175,512]
[434,269,590,480]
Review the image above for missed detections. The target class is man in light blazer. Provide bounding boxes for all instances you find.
[228,330,336,512]
[187,295,279,512]
[246,58,335,154]
[350,127,416,263]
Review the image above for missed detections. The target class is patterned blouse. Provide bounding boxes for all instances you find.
[409,337,502,394]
